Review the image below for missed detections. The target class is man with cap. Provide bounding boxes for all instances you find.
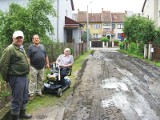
[0,30,32,120]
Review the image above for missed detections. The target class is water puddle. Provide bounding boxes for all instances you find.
[101,92,159,120]
[100,77,128,91]
[100,76,159,119]
[104,58,112,62]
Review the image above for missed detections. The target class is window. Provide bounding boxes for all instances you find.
[103,28,110,31]
[103,23,110,26]
[93,34,99,38]
[117,24,123,29]
[118,33,121,39]
[112,24,115,29]
[93,24,101,29]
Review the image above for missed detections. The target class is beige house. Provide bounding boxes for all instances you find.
[74,9,125,47]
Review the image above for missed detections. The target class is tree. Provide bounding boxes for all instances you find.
[153,27,160,45]
[123,15,157,59]
[0,0,56,45]
[81,31,87,42]
[123,15,156,44]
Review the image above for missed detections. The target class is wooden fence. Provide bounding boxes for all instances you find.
[43,42,87,62]
[152,45,160,61]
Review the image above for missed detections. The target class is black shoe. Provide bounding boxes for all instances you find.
[11,115,19,120]
[20,109,32,119]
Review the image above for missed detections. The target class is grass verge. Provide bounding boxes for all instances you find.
[118,49,160,67]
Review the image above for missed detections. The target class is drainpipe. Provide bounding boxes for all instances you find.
[110,12,114,47]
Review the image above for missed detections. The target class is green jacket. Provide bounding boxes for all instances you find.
[0,44,30,81]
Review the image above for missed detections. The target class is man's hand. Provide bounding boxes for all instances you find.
[46,64,50,69]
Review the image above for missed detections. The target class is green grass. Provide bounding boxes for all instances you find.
[26,50,91,113]
[119,49,160,67]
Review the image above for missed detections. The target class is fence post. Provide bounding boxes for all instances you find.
[148,43,152,60]
[82,43,83,54]
[144,44,147,59]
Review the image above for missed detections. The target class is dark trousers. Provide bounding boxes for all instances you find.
[8,75,29,115]
[60,68,69,86]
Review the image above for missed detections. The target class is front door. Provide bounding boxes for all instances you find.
[66,29,72,43]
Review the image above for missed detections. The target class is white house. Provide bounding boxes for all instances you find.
[51,0,82,43]
[142,0,160,26]
[0,0,83,43]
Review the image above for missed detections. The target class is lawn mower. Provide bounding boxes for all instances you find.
[42,63,72,97]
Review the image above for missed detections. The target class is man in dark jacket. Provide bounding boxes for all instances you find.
[0,30,32,120]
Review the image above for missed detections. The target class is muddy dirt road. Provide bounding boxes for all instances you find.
[64,49,160,120]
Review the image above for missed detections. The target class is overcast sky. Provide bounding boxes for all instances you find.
[73,0,145,13]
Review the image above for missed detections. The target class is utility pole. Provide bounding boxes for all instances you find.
[86,1,93,50]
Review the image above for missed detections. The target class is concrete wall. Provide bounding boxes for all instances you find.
[142,0,160,26]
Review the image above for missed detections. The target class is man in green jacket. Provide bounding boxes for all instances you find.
[0,30,32,120]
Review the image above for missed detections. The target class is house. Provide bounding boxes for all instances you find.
[111,12,125,40]
[52,0,83,43]
[0,0,83,43]
[142,0,160,26]
[75,8,125,47]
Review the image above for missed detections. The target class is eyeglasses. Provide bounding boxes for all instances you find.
[16,36,23,39]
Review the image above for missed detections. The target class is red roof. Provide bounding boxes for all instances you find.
[111,13,125,23]
[76,10,125,23]
[65,16,83,28]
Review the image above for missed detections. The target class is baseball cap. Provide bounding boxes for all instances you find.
[12,30,24,38]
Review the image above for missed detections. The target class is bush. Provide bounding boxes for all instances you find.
[128,42,138,54]
[100,37,109,42]
[114,39,119,43]
[118,42,124,50]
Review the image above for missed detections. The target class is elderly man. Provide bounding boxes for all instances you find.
[0,30,32,120]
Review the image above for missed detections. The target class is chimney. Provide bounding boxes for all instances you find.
[125,10,127,15]
[102,8,103,12]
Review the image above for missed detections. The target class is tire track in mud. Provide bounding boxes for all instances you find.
[103,51,160,116]
[64,50,160,120]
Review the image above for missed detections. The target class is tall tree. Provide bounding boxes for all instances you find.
[0,0,56,45]
[123,15,156,44]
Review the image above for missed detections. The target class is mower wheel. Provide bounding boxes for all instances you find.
[57,88,63,97]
